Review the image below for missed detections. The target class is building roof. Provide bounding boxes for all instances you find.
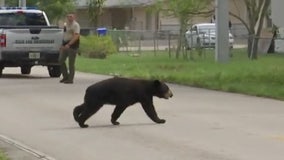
[104,0,157,8]
[75,0,157,9]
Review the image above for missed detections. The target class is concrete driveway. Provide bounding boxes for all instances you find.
[0,67,284,160]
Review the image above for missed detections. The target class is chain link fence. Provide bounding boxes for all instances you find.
[108,29,179,53]
[81,27,284,54]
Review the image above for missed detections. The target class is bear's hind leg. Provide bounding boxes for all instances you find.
[111,105,127,125]
[77,104,102,128]
[73,104,85,122]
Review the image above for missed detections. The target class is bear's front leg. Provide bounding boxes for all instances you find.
[141,102,166,124]
[111,105,127,125]
[79,122,89,128]
[155,119,166,124]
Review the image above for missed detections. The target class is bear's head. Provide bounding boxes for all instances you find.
[153,80,173,99]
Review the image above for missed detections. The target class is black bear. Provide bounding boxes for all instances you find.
[73,77,173,128]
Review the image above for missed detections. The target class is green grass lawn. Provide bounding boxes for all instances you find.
[0,150,8,160]
[76,49,284,100]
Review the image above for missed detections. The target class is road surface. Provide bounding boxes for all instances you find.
[1,67,284,160]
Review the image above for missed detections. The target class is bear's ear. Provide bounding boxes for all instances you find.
[153,80,161,87]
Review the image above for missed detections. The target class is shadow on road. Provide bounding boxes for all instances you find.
[88,123,158,129]
[44,123,159,131]
[1,74,49,79]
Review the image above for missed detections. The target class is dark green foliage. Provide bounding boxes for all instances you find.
[5,0,75,24]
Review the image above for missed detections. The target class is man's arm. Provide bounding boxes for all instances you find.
[66,33,80,47]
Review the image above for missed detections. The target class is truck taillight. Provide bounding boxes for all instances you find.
[0,34,6,47]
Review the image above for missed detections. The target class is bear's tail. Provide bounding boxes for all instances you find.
[73,104,85,122]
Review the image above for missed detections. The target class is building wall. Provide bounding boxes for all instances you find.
[76,9,91,28]
[130,8,145,30]
[75,0,271,35]
[75,6,157,31]
[271,0,284,27]
[228,0,248,36]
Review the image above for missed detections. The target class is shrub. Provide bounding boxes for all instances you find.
[79,35,117,59]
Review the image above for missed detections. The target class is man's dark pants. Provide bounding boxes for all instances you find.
[59,48,77,82]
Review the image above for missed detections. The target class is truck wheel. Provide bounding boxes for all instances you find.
[48,65,61,77]
[0,66,3,77]
[21,66,31,74]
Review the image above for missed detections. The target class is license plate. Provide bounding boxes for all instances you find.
[29,52,40,59]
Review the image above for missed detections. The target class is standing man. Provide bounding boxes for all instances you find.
[59,12,80,84]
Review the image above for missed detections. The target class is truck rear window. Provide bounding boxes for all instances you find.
[0,12,47,26]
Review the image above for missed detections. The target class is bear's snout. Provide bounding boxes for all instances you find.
[164,90,173,99]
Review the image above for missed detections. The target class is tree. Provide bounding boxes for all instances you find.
[5,0,75,24]
[37,0,75,24]
[88,0,105,28]
[230,0,271,60]
[153,0,211,59]
[5,0,19,6]
[4,0,18,6]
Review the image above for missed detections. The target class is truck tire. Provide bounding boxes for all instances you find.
[0,66,3,77]
[48,65,61,77]
[21,66,31,74]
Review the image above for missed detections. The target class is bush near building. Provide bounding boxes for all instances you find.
[79,35,117,59]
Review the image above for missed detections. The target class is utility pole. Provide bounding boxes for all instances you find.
[19,0,26,7]
[0,0,5,6]
[215,0,230,63]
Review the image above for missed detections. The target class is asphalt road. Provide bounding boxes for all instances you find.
[1,67,284,160]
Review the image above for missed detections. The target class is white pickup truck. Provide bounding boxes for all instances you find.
[185,23,234,49]
[0,7,63,77]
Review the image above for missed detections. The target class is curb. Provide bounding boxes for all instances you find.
[0,135,55,160]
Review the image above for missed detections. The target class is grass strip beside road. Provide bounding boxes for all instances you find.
[0,150,8,160]
[76,49,284,100]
